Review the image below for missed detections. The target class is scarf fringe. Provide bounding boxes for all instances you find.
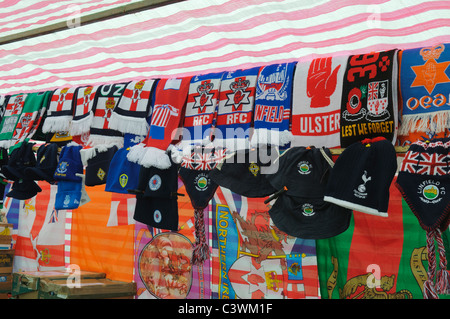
[127,144,172,169]
[250,128,292,147]
[70,113,93,136]
[86,134,124,149]
[108,112,150,136]
[42,116,72,133]
[399,111,450,136]
[80,144,117,165]
[0,140,13,149]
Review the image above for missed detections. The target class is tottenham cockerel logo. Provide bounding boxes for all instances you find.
[225,77,251,111]
[193,80,214,113]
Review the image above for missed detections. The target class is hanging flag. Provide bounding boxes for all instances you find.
[107,192,136,227]
[13,183,66,272]
[251,62,295,148]
[211,186,319,299]
[340,50,399,147]
[291,56,347,148]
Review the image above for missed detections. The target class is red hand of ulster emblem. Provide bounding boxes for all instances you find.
[307,57,341,108]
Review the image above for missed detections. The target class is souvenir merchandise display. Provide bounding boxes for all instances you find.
[2,42,450,300]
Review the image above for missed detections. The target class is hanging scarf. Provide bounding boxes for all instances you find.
[398,43,450,138]
[10,91,52,147]
[109,79,155,136]
[396,138,450,299]
[340,49,399,147]
[291,56,347,148]
[251,62,295,148]
[0,93,28,147]
[179,72,224,150]
[127,77,191,169]
[42,87,76,133]
[213,67,260,151]
[178,145,226,264]
[88,82,129,148]
[70,85,99,137]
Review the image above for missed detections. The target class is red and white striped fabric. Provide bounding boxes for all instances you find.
[1,0,450,97]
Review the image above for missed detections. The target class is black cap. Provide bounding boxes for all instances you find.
[209,145,278,198]
[25,143,59,183]
[3,142,36,181]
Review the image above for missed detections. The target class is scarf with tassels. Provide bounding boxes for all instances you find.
[109,79,155,136]
[251,62,295,148]
[399,43,450,139]
[179,72,224,151]
[42,87,76,133]
[127,77,191,169]
[213,67,260,151]
[89,82,129,147]
[396,138,450,299]
[70,85,99,137]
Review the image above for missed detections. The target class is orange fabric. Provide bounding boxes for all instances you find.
[69,184,134,282]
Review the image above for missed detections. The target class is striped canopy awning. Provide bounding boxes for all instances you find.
[1,0,450,95]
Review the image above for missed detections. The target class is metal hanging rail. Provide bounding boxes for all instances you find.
[0,0,185,45]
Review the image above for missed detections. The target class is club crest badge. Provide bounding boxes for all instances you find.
[297,161,312,175]
[194,173,210,191]
[418,180,445,204]
[149,174,162,191]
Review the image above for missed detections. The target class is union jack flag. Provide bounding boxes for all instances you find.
[401,151,449,175]
[368,81,379,101]
[181,148,227,170]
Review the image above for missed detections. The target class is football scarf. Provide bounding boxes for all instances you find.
[88,82,129,147]
[340,49,399,147]
[180,72,224,149]
[109,79,155,136]
[396,138,450,299]
[0,93,28,147]
[213,67,260,151]
[10,91,52,147]
[127,77,191,169]
[70,85,99,137]
[251,62,295,148]
[398,43,450,138]
[291,56,347,148]
[42,87,76,133]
